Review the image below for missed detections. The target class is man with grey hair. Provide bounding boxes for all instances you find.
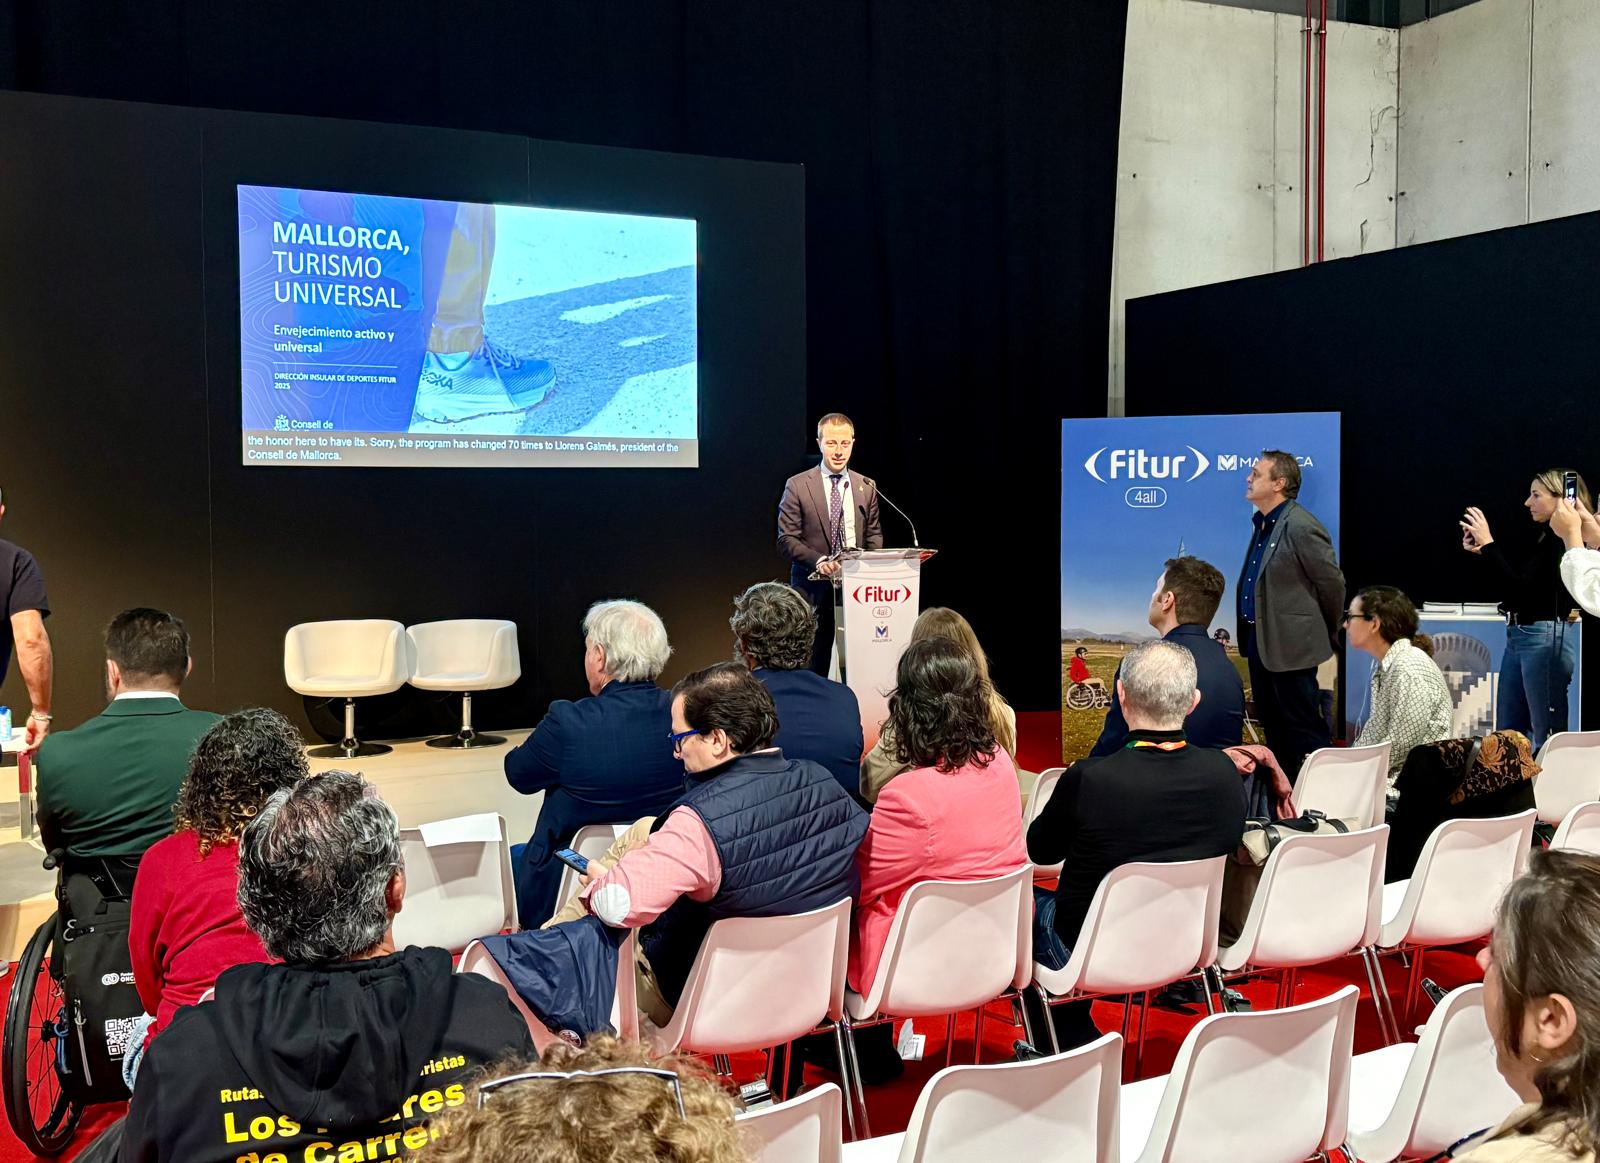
[120,771,534,1162]
[505,599,685,923]
[1024,640,1246,1048]
[732,581,863,795]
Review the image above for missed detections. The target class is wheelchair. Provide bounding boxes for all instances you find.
[2,850,142,1156]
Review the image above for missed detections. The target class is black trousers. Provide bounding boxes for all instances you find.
[1245,638,1329,785]
[794,574,836,677]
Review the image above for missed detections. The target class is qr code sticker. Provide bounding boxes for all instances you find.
[104,1015,143,1058]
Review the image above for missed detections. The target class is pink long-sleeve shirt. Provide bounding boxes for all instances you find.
[580,806,724,927]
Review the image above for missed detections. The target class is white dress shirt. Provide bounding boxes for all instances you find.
[818,464,857,551]
[1561,547,1600,618]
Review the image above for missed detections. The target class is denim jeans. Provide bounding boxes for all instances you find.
[1032,886,1072,971]
[1497,621,1578,750]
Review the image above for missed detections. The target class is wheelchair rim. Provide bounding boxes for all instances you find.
[4,916,82,1155]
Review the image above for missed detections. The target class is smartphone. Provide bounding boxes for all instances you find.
[1566,470,1579,501]
[554,847,589,874]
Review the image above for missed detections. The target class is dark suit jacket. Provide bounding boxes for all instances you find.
[1089,624,1246,756]
[504,679,685,924]
[777,466,884,585]
[34,696,221,857]
[1237,500,1345,673]
[755,667,864,796]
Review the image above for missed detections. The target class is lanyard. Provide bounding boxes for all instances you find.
[1126,739,1187,752]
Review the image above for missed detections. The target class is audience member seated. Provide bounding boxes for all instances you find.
[1386,730,1538,882]
[120,771,535,1162]
[852,637,1027,992]
[1025,640,1247,1047]
[505,599,686,925]
[1346,585,1453,798]
[578,662,868,1028]
[35,607,220,859]
[124,708,309,1088]
[1090,556,1245,756]
[731,581,863,797]
[861,607,1018,803]
[1452,849,1600,1162]
[423,1036,748,1163]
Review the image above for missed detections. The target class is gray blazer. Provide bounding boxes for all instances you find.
[776,467,883,573]
[1238,500,1345,673]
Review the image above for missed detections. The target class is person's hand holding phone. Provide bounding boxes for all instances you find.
[1461,506,1493,553]
[1553,498,1586,549]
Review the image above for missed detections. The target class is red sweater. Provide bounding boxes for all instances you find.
[128,831,273,1045]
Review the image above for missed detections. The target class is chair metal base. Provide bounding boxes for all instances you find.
[425,729,507,749]
[308,739,393,760]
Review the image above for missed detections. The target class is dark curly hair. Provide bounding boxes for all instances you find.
[175,708,310,855]
[729,581,816,671]
[887,637,998,773]
[1355,585,1434,656]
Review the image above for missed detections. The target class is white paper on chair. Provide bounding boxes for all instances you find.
[416,814,503,847]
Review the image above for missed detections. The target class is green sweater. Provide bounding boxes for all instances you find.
[34,695,222,857]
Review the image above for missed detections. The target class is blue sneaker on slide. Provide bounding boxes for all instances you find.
[414,341,555,423]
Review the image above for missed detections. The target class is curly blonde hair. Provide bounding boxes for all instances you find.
[421,1037,750,1163]
[174,708,309,856]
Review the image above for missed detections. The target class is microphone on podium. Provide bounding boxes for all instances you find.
[861,476,920,549]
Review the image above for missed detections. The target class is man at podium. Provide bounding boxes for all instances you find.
[777,412,883,676]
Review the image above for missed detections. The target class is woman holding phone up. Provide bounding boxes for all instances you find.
[1461,468,1589,749]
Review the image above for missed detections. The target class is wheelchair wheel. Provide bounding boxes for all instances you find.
[1065,683,1095,711]
[3,916,82,1156]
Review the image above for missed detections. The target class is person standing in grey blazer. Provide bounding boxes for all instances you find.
[776,413,884,676]
[1236,450,1345,783]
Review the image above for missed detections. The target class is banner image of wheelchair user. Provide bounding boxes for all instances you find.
[1059,413,1341,762]
[237,184,699,468]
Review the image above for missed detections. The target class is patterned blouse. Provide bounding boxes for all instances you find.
[1354,638,1454,787]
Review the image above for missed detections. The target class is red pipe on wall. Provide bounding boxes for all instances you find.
[1318,0,1327,263]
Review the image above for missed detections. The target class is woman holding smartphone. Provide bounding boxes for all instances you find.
[1461,468,1589,749]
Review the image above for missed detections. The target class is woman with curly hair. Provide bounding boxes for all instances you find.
[124,707,309,1085]
[853,636,1027,993]
[1449,849,1600,1161]
[422,1037,749,1163]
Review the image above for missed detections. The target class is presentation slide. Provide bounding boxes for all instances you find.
[238,184,698,467]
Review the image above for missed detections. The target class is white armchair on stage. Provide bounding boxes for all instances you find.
[284,619,410,759]
[407,619,521,749]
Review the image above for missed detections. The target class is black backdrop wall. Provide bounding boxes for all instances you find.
[0,91,805,734]
[1126,210,1600,728]
[0,1,1131,729]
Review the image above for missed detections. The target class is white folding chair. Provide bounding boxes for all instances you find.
[1215,826,1389,1037]
[393,813,516,953]
[1119,985,1358,1163]
[553,821,637,917]
[842,868,1032,1139]
[1534,731,1600,826]
[1348,983,1519,1163]
[840,1032,1123,1163]
[1372,811,1535,1036]
[1022,767,1065,879]
[1292,742,1392,829]
[739,1082,845,1163]
[1033,857,1226,1075]
[1551,800,1600,853]
[652,899,859,1139]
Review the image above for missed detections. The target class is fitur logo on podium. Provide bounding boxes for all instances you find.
[852,583,910,643]
[1082,446,1318,509]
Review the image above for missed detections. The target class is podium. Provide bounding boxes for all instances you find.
[831,548,937,751]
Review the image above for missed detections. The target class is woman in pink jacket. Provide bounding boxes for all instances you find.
[851,637,1028,994]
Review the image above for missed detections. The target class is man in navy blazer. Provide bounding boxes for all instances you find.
[1090,556,1245,756]
[731,581,864,796]
[504,600,685,924]
[776,413,884,676]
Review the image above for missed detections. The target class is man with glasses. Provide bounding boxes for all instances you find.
[777,413,884,676]
[576,662,868,1027]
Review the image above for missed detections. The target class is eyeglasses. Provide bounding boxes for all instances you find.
[476,1067,686,1116]
[1341,611,1374,625]
[667,727,701,754]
